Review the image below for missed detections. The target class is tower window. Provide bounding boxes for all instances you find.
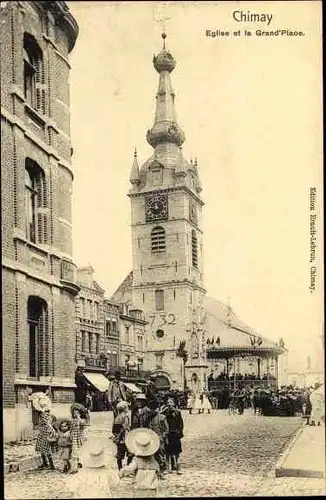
[25,159,47,244]
[23,33,44,112]
[151,226,166,253]
[27,296,49,378]
[155,290,164,311]
[191,230,198,268]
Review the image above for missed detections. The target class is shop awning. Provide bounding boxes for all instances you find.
[122,382,142,393]
[83,372,110,392]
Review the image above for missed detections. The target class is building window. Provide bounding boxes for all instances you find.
[23,33,44,112]
[87,300,92,319]
[25,159,47,244]
[156,329,164,339]
[112,320,117,333]
[138,335,144,352]
[125,326,130,344]
[81,331,86,352]
[111,352,118,367]
[155,290,164,311]
[27,296,49,378]
[138,358,143,372]
[125,354,130,366]
[94,302,99,320]
[105,320,111,336]
[191,230,198,268]
[95,334,100,354]
[79,298,85,317]
[151,226,166,253]
[88,333,92,354]
[155,352,164,369]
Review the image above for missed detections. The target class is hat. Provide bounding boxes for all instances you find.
[125,428,160,457]
[31,392,52,413]
[70,402,87,417]
[115,370,122,379]
[79,438,108,468]
[116,401,128,412]
[135,393,147,400]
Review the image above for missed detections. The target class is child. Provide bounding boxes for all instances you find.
[67,438,112,499]
[33,393,57,470]
[145,399,169,478]
[112,400,130,469]
[56,419,72,473]
[163,397,184,474]
[69,402,88,474]
[119,428,160,498]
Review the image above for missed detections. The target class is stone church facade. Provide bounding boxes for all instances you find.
[112,34,287,393]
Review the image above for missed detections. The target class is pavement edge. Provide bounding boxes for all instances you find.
[274,424,304,477]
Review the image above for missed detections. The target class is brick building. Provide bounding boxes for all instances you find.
[1,1,79,441]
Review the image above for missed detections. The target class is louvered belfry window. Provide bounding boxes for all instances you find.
[151,226,166,253]
[191,230,198,268]
[23,33,45,114]
[25,159,48,244]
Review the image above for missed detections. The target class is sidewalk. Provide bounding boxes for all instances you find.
[275,424,325,478]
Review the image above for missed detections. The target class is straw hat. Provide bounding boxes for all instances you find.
[125,428,160,457]
[116,400,128,412]
[79,438,108,468]
[70,402,87,417]
[31,392,52,413]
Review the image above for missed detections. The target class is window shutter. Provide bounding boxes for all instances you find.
[37,213,43,243]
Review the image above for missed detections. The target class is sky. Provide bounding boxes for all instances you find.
[67,1,323,372]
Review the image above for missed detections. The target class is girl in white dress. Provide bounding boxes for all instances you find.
[202,392,212,414]
[66,437,114,499]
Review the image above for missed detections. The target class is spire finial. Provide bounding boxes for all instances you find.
[194,157,198,167]
[162,32,167,49]
[134,147,137,158]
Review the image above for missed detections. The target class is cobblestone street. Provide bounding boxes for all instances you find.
[5,410,326,498]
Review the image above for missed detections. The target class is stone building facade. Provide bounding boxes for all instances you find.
[75,266,106,372]
[1,1,78,441]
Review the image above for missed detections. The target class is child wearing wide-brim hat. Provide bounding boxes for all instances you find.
[66,438,113,499]
[69,403,89,473]
[32,393,57,470]
[119,428,160,498]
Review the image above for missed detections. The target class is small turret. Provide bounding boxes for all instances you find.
[130,148,140,186]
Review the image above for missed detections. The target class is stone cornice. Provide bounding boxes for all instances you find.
[36,1,79,53]
[128,186,205,206]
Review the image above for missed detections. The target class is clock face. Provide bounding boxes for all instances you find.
[189,199,197,224]
[145,192,168,222]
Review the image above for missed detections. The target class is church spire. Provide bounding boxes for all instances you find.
[130,147,140,185]
[146,33,185,150]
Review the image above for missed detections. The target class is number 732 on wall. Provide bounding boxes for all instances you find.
[148,313,177,328]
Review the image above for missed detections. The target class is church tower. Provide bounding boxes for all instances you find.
[128,34,207,391]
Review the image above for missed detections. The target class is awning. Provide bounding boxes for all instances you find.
[83,372,110,392]
[122,382,142,393]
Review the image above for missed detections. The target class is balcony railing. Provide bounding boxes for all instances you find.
[208,379,277,390]
[60,259,80,295]
[105,365,152,380]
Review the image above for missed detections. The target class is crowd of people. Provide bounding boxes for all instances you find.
[208,371,277,382]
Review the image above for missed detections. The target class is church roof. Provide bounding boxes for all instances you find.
[111,271,133,302]
[204,296,278,349]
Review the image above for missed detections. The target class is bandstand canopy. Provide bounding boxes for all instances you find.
[204,297,285,359]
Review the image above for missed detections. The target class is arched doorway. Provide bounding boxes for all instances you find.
[191,373,199,394]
